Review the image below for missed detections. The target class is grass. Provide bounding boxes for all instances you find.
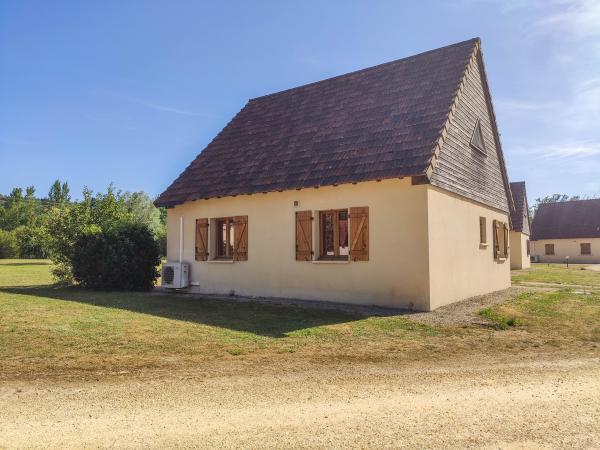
[1,259,598,379]
[512,263,600,287]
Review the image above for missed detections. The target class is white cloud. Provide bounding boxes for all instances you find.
[92,90,209,117]
[516,142,600,160]
[533,0,600,38]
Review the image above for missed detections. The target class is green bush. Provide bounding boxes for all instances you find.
[0,229,19,258]
[13,226,49,258]
[72,222,160,290]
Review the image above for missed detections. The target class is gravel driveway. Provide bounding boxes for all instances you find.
[1,355,599,449]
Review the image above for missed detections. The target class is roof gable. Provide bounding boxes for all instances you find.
[155,39,483,207]
[509,181,530,234]
[531,199,600,240]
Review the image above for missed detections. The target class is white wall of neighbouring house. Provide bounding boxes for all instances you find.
[531,238,600,264]
[510,231,531,270]
[426,186,511,310]
[166,178,433,310]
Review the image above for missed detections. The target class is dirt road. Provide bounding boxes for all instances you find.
[1,356,599,449]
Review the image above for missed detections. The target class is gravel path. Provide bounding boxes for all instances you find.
[1,356,599,449]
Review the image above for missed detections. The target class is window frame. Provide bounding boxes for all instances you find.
[545,244,555,255]
[581,242,591,255]
[214,217,235,260]
[318,209,349,261]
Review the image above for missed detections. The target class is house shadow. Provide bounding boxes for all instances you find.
[0,285,386,338]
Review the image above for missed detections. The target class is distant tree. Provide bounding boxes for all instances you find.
[48,179,71,204]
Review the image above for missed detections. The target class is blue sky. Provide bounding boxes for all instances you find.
[1,0,599,203]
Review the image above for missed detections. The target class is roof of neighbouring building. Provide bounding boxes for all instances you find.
[155,37,510,208]
[509,181,530,234]
[531,198,600,240]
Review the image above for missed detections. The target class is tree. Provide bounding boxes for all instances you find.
[48,179,71,204]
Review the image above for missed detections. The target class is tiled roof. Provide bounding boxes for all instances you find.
[531,199,600,240]
[509,181,529,233]
[155,38,480,207]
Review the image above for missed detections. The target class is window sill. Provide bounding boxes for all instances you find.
[479,243,489,248]
[311,259,349,264]
[496,257,507,262]
[207,259,234,264]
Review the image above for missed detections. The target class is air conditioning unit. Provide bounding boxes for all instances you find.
[531,255,540,263]
[161,262,190,289]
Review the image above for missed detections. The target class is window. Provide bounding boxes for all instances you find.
[195,216,248,262]
[470,118,486,154]
[479,217,487,245]
[526,239,530,256]
[545,244,555,255]
[319,209,349,260]
[216,217,234,259]
[493,220,509,260]
[581,243,591,255]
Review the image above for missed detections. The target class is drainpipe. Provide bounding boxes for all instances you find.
[179,216,183,263]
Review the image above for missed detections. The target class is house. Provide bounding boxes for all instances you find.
[531,199,600,263]
[509,181,531,269]
[155,38,514,311]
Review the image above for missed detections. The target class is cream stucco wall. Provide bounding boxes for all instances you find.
[426,186,511,310]
[531,238,600,264]
[510,231,531,270]
[166,179,511,311]
[167,179,432,310]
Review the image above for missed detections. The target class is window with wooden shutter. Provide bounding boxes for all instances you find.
[195,218,209,261]
[295,211,313,261]
[493,220,508,260]
[545,244,554,255]
[349,206,369,261]
[233,215,248,261]
[479,217,487,244]
[580,243,591,255]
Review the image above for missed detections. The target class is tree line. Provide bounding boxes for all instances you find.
[0,180,166,285]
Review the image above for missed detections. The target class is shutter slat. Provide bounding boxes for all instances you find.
[295,211,312,261]
[349,206,369,261]
[195,218,209,261]
[233,215,248,261]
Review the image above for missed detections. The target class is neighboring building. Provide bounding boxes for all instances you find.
[509,181,531,270]
[155,38,513,311]
[531,199,600,263]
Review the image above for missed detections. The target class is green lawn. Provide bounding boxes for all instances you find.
[1,259,598,379]
[512,263,600,287]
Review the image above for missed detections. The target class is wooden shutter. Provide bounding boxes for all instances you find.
[349,207,369,261]
[195,218,209,261]
[503,222,509,257]
[493,219,500,259]
[295,211,313,261]
[233,216,248,261]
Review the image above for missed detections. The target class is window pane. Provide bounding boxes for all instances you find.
[339,210,348,256]
[217,220,227,257]
[229,221,234,256]
[324,213,334,256]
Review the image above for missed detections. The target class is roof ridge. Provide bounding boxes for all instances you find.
[540,197,600,206]
[249,37,480,102]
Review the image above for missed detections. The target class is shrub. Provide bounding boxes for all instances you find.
[13,225,49,258]
[0,229,19,258]
[72,222,160,290]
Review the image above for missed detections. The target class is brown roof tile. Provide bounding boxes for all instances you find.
[156,38,479,207]
[531,199,600,240]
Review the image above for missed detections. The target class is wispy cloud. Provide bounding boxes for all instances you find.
[533,0,600,38]
[517,142,600,160]
[495,99,560,114]
[92,90,210,117]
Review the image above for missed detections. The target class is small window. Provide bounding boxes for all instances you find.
[479,217,487,245]
[319,209,349,260]
[470,118,486,154]
[526,239,530,256]
[545,244,555,255]
[215,217,234,259]
[581,243,591,255]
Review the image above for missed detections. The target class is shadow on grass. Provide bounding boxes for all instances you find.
[0,285,372,338]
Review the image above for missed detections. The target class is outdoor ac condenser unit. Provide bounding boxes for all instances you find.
[161,262,190,289]
[531,255,540,263]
